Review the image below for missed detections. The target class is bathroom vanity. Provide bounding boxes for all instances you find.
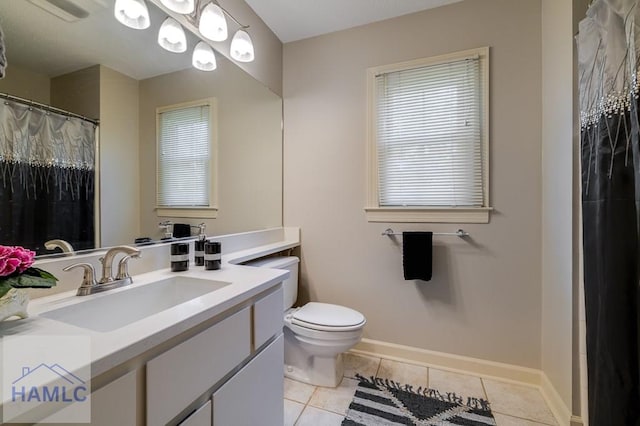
[0,228,300,426]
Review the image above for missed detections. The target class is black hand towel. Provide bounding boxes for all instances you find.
[173,223,191,238]
[402,232,433,281]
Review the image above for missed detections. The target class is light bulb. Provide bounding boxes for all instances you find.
[230,29,254,62]
[114,0,150,29]
[159,0,195,14]
[192,42,217,71]
[198,3,228,42]
[158,17,187,53]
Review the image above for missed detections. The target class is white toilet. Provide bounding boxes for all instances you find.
[247,256,366,387]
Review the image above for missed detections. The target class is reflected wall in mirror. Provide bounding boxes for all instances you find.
[0,0,282,257]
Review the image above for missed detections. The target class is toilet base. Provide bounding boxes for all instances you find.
[284,353,344,388]
[284,327,345,388]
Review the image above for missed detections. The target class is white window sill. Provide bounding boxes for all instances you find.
[156,207,218,219]
[364,207,492,223]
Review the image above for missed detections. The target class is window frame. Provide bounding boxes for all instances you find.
[365,47,491,223]
[155,98,219,219]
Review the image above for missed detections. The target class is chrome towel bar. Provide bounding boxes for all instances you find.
[381,228,469,238]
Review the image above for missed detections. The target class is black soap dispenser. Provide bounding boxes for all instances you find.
[194,237,206,266]
[194,223,207,266]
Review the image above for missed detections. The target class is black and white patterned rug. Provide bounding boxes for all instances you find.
[342,375,496,426]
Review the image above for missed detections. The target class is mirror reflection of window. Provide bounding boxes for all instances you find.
[156,98,218,217]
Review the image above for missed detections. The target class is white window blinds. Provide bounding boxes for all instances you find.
[157,104,211,207]
[375,56,485,207]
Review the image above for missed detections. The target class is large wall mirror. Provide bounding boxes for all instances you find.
[0,0,282,257]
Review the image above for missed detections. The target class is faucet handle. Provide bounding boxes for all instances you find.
[63,263,97,296]
[115,253,141,281]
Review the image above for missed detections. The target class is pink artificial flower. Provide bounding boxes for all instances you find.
[0,245,36,277]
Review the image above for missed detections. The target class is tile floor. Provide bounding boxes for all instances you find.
[284,352,558,426]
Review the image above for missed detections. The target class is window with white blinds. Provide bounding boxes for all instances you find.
[156,99,216,212]
[366,47,490,223]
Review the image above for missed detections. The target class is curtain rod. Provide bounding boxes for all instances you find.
[0,92,99,125]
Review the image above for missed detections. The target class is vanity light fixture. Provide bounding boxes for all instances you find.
[198,3,228,42]
[159,0,195,14]
[158,17,187,53]
[230,29,254,63]
[114,0,150,29]
[192,41,217,71]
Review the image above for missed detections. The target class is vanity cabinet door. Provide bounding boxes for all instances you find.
[178,400,212,426]
[34,369,138,426]
[90,370,138,426]
[147,307,251,426]
[253,286,283,349]
[212,334,283,426]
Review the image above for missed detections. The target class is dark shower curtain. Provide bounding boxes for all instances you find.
[0,97,97,255]
[578,1,640,424]
[0,163,95,254]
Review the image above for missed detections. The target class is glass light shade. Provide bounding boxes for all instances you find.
[198,3,228,42]
[230,29,254,62]
[158,17,187,53]
[114,0,150,29]
[192,42,217,71]
[159,0,195,14]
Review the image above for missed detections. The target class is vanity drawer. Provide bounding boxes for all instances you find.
[253,286,283,349]
[146,307,251,426]
[213,334,284,426]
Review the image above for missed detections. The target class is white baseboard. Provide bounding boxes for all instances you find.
[540,372,584,426]
[352,338,583,426]
[353,338,541,384]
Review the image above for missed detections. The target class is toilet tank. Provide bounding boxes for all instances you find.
[246,256,299,310]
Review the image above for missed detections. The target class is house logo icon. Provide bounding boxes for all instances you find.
[11,363,88,403]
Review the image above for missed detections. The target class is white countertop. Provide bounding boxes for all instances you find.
[0,237,298,410]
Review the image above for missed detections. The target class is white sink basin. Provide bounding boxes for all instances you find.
[39,277,230,332]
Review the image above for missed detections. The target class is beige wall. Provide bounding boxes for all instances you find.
[99,66,140,247]
[283,0,543,367]
[541,0,574,412]
[51,65,100,119]
[138,58,282,239]
[0,63,50,104]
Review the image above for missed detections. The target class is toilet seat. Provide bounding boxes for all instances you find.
[288,302,366,332]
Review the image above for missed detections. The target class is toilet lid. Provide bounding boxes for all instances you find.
[292,302,366,330]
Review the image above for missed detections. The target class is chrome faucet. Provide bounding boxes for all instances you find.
[64,245,141,296]
[99,246,141,284]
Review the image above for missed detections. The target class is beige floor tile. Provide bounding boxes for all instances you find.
[483,379,557,425]
[284,378,316,404]
[428,368,487,400]
[343,352,380,379]
[376,359,429,389]
[295,406,344,426]
[493,412,553,426]
[308,377,358,415]
[284,399,305,426]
